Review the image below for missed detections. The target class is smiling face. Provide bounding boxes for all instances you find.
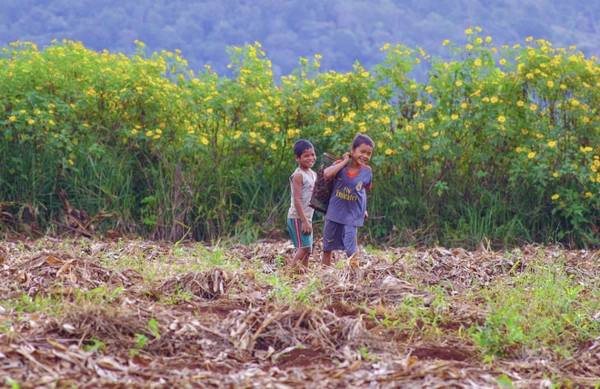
[351,143,373,167]
[296,147,316,169]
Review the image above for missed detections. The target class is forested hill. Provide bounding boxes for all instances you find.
[1,0,598,75]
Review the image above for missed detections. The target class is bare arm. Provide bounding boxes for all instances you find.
[292,173,312,234]
[323,152,351,181]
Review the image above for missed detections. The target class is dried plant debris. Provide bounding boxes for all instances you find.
[0,238,598,387]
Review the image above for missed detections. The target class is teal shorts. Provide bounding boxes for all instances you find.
[287,218,313,249]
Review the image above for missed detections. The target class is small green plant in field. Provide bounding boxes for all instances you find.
[83,337,106,353]
[160,289,194,305]
[5,377,20,389]
[195,245,242,272]
[295,277,320,305]
[129,333,149,357]
[496,374,514,388]
[147,318,161,339]
[259,272,319,306]
[129,318,160,357]
[471,261,600,358]
[357,345,378,361]
[75,286,124,305]
[2,294,63,316]
[367,286,449,338]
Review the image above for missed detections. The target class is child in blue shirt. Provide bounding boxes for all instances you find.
[321,133,374,266]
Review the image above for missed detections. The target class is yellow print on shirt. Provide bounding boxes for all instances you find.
[335,186,358,201]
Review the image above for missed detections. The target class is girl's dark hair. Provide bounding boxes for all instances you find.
[293,139,314,157]
[352,133,374,150]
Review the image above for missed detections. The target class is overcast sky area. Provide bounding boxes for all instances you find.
[1,0,598,77]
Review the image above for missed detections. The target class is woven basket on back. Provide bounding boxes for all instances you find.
[309,152,338,214]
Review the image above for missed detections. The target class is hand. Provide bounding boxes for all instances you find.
[364,210,369,219]
[301,219,312,234]
[342,152,351,164]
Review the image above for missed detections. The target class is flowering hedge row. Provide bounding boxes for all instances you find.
[0,28,598,246]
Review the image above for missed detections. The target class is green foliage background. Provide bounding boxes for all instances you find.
[0,30,598,247]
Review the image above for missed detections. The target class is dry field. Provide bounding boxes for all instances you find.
[0,238,598,388]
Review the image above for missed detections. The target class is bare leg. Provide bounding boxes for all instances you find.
[321,250,333,266]
[292,247,309,267]
[300,250,311,267]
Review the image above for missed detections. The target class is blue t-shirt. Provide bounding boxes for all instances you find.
[325,165,372,227]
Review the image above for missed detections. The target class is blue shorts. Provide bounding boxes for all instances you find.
[287,218,313,249]
[322,219,358,257]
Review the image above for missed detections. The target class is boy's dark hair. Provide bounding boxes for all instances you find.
[352,133,374,150]
[293,139,314,157]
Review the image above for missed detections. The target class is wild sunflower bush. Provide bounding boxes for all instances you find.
[0,27,597,246]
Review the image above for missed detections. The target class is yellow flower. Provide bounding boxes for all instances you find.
[341,96,348,103]
[529,104,538,112]
[405,125,413,131]
[526,73,534,79]
[499,58,507,65]
[551,194,560,201]
[474,58,482,67]
[465,28,473,35]
[528,151,536,159]
[547,140,557,148]
[410,84,417,90]
[442,39,450,46]
[200,136,209,145]
[466,44,473,50]
[455,80,463,87]
[8,115,16,122]
[461,102,468,109]
[490,96,498,103]
[515,147,523,153]
[485,36,492,43]
[385,148,394,156]
[27,119,35,125]
[415,100,423,107]
[559,83,567,90]
[270,143,278,150]
[425,104,433,111]
[425,86,433,94]
[584,192,592,198]
[526,36,534,42]
[323,127,332,136]
[570,99,580,107]
[497,115,506,123]
[418,122,425,130]
[422,144,431,151]
[552,172,559,178]
[517,100,525,107]
[381,43,391,51]
[475,37,483,45]
[145,130,153,137]
[580,146,593,153]
[327,115,335,122]
[546,80,554,88]
[451,114,459,120]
